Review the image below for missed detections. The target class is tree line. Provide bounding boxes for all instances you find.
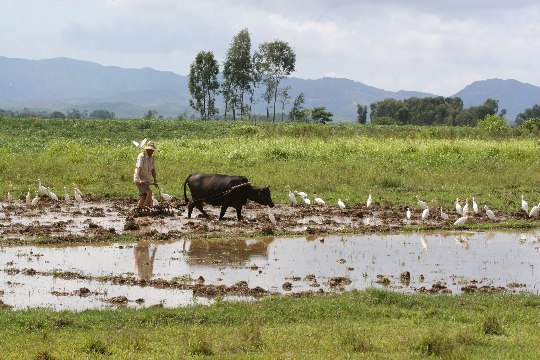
[363,96,504,127]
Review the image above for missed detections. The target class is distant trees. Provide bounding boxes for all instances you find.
[143,109,158,120]
[188,29,297,122]
[90,110,114,119]
[188,51,220,121]
[515,104,540,126]
[49,111,66,119]
[368,97,499,127]
[356,105,367,124]
[67,109,82,119]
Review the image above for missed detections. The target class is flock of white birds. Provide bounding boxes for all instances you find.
[276,185,536,227]
[3,179,86,207]
[4,179,175,208]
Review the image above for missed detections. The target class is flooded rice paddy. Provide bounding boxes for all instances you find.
[2,231,539,311]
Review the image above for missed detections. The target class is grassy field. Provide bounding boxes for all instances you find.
[1,118,540,211]
[1,289,540,359]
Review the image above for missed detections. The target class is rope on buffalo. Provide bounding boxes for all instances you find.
[177,182,251,207]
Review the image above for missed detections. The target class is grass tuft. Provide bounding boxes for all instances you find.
[482,315,505,335]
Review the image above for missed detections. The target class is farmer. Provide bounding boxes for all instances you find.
[134,140,159,208]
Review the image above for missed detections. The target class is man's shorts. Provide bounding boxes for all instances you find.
[135,182,151,196]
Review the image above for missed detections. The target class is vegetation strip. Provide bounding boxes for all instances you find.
[1,289,540,358]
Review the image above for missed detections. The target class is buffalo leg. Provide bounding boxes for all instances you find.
[195,202,211,218]
[235,206,243,221]
[187,202,195,219]
[219,205,229,221]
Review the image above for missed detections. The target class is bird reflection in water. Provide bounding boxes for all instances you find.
[134,241,157,281]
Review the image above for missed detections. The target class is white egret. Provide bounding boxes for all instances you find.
[440,207,449,220]
[472,197,479,214]
[462,198,469,215]
[406,207,411,220]
[294,190,308,199]
[421,207,430,221]
[338,198,345,210]
[37,179,48,195]
[454,210,469,226]
[285,185,297,204]
[160,188,173,202]
[132,138,147,148]
[31,191,39,206]
[26,189,31,205]
[63,187,70,202]
[47,187,58,201]
[485,205,496,220]
[152,195,159,206]
[267,205,276,225]
[7,184,12,203]
[416,195,428,210]
[303,197,311,205]
[313,193,325,205]
[72,184,83,197]
[529,203,540,218]
[73,187,83,204]
[522,195,529,213]
[455,198,463,216]
[367,190,372,207]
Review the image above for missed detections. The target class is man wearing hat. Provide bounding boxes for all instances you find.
[134,140,159,208]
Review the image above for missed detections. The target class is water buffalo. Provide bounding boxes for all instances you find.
[183,173,274,221]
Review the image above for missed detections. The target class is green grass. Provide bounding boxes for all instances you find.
[2,118,540,212]
[1,289,540,358]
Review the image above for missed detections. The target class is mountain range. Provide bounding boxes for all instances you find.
[1,56,539,122]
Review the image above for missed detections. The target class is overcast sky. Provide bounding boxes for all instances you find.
[2,0,539,96]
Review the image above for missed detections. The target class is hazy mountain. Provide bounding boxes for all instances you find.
[1,56,538,120]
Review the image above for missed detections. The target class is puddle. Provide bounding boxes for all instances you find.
[1,231,540,310]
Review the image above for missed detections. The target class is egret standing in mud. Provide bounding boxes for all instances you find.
[7,184,12,204]
[422,207,430,221]
[160,188,173,202]
[367,190,372,207]
[440,207,449,220]
[267,205,277,225]
[64,187,70,202]
[314,193,325,206]
[47,187,58,201]
[74,187,84,205]
[416,195,428,210]
[522,195,529,214]
[37,179,48,195]
[406,207,411,220]
[455,198,463,216]
[454,210,469,226]
[338,198,345,210]
[26,189,31,205]
[485,205,496,220]
[31,191,39,206]
[472,197,479,214]
[286,185,297,204]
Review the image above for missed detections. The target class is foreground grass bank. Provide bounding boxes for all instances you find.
[1,289,539,359]
[2,118,540,212]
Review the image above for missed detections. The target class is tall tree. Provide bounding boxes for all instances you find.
[257,40,296,122]
[222,28,253,120]
[189,51,220,121]
[288,93,305,122]
[356,104,367,124]
[277,86,292,122]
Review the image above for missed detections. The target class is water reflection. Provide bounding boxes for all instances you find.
[134,242,157,281]
[1,231,540,311]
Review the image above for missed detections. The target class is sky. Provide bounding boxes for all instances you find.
[1,0,539,96]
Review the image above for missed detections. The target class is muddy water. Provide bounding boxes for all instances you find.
[1,231,539,310]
